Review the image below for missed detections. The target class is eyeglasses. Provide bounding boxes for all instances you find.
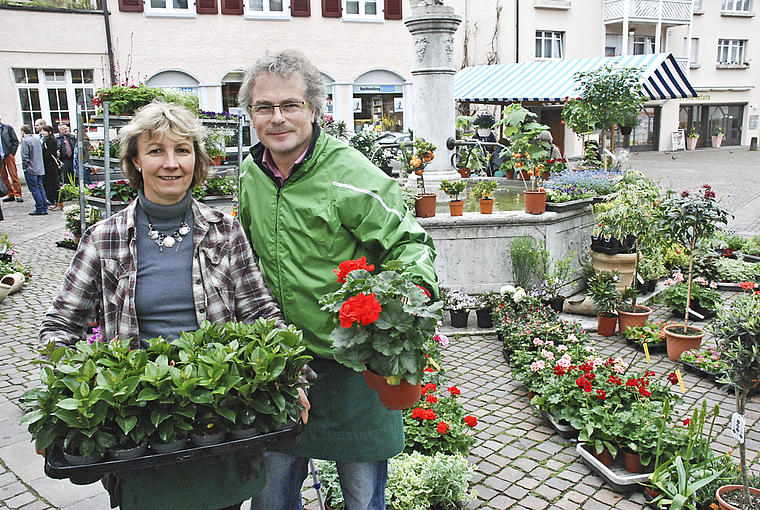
[250,101,310,118]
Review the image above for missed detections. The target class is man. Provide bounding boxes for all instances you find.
[34,118,47,140]
[56,122,75,185]
[237,49,438,510]
[0,114,23,202]
[19,125,47,215]
[21,124,48,216]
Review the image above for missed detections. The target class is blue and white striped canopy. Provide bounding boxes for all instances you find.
[454,53,696,103]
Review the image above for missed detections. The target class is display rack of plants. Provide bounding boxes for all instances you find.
[680,360,720,382]
[545,197,594,213]
[626,337,667,354]
[44,420,304,483]
[89,156,122,168]
[85,196,130,213]
[576,443,650,492]
[540,410,578,439]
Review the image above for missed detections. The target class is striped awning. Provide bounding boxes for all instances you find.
[454,53,696,103]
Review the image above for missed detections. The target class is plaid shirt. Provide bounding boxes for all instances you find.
[40,198,283,350]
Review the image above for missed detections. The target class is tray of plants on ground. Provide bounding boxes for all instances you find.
[21,319,311,481]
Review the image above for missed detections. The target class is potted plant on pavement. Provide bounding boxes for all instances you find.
[587,269,621,336]
[472,180,498,214]
[473,112,495,138]
[475,291,500,329]
[534,247,576,313]
[687,128,700,150]
[659,184,732,361]
[439,179,467,216]
[660,273,723,322]
[707,292,760,510]
[712,126,724,148]
[319,258,443,410]
[444,288,478,329]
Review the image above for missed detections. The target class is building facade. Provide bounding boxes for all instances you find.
[450,0,759,155]
[0,0,415,141]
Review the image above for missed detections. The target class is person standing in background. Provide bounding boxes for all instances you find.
[19,125,47,216]
[0,114,23,203]
[56,123,75,185]
[41,126,62,210]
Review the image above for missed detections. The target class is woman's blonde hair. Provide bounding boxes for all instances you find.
[120,101,210,190]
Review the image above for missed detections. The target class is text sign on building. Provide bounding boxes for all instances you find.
[354,85,399,94]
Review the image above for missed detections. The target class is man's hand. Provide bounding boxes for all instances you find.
[297,387,310,424]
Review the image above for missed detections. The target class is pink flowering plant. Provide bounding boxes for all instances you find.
[680,346,727,374]
[509,332,590,393]
[660,272,723,317]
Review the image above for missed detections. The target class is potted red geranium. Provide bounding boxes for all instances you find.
[319,258,443,410]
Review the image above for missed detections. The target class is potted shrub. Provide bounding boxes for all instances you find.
[399,137,437,218]
[707,292,760,510]
[319,258,443,410]
[534,248,576,312]
[473,112,495,137]
[687,128,700,150]
[472,180,499,214]
[586,269,621,336]
[439,179,467,216]
[659,184,732,361]
[510,235,539,290]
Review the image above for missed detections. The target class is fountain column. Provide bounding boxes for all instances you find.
[405,0,462,190]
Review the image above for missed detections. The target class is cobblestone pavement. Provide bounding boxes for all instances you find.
[1,146,759,510]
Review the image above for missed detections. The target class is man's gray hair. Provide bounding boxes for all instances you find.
[238,49,325,119]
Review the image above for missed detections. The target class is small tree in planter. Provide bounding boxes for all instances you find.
[586,269,621,336]
[707,292,760,509]
[440,180,467,216]
[659,185,732,358]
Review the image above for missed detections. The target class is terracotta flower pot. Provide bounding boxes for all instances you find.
[591,446,615,467]
[415,193,436,218]
[524,190,547,215]
[449,200,464,216]
[479,198,494,214]
[362,370,422,411]
[457,168,470,178]
[712,134,724,148]
[664,324,705,362]
[686,136,698,150]
[621,448,645,473]
[716,485,760,510]
[590,250,639,292]
[597,314,618,337]
[518,169,529,180]
[505,170,515,180]
[617,305,652,335]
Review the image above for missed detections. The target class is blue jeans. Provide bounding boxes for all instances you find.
[249,451,387,510]
[24,172,47,213]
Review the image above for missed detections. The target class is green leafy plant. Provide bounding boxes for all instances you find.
[586,269,622,316]
[660,279,723,316]
[473,112,495,129]
[472,180,498,200]
[87,179,137,203]
[92,84,166,116]
[510,236,540,290]
[439,180,467,202]
[534,247,576,300]
[623,321,672,348]
[319,258,443,385]
[193,175,236,199]
[716,258,760,283]
[349,130,392,169]
[659,185,732,332]
[203,127,234,159]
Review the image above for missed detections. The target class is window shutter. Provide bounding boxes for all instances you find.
[384,0,402,20]
[118,0,143,12]
[221,0,243,15]
[291,0,310,16]
[322,0,341,17]
[197,0,218,14]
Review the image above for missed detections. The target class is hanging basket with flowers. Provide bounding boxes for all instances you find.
[319,258,443,410]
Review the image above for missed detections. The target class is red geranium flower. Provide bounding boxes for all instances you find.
[334,256,375,283]
[437,421,450,434]
[683,418,691,426]
[741,281,756,290]
[425,395,438,404]
[422,383,438,396]
[339,292,382,328]
[639,388,652,397]
[424,409,437,421]
[667,372,679,385]
[596,389,606,400]
[424,367,436,373]
[447,386,460,396]
[464,415,478,428]
[411,407,425,420]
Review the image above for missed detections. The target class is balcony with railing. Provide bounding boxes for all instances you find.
[604,0,692,25]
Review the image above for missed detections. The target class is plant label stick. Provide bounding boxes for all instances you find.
[687,308,704,320]
[643,342,651,363]
[731,412,745,444]
[675,369,685,392]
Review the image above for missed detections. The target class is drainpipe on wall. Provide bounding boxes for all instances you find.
[515,0,519,62]
[102,0,117,87]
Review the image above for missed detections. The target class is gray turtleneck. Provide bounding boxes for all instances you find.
[134,189,198,343]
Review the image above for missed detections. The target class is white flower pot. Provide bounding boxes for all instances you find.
[477,128,492,138]
[0,273,24,294]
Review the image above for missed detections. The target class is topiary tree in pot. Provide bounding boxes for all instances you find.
[707,292,760,509]
[659,185,732,360]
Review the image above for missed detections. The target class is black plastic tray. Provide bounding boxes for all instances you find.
[626,337,667,354]
[681,360,721,382]
[45,420,304,481]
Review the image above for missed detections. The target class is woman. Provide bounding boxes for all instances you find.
[39,102,288,510]
[40,125,61,210]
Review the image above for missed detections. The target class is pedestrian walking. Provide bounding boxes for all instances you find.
[19,125,47,215]
[40,126,62,210]
[56,122,75,185]
[0,114,23,202]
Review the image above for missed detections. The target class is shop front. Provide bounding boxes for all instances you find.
[351,69,407,134]
[679,102,745,148]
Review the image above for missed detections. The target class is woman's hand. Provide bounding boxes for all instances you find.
[297,387,310,424]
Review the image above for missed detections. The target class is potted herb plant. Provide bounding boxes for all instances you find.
[319,258,443,410]
[707,292,760,510]
[659,184,732,361]
[587,269,621,336]
[439,179,467,216]
[472,180,498,214]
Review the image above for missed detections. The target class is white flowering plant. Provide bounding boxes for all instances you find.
[444,288,479,311]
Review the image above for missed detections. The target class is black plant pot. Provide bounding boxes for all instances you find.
[450,309,470,328]
[543,296,565,313]
[476,308,493,328]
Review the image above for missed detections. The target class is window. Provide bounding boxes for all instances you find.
[633,36,655,55]
[13,68,96,129]
[144,0,196,18]
[246,0,289,17]
[535,31,563,59]
[343,0,381,21]
[688,38,699,65]
[717,39,747,63]
[722,0,750,11]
